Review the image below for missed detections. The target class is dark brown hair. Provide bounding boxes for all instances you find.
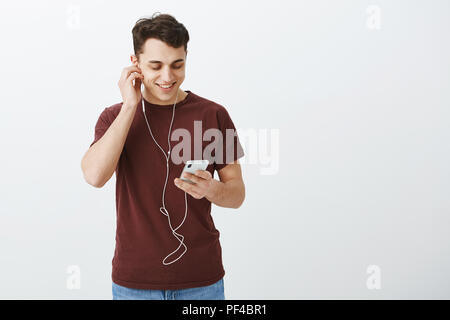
[132,12,190,59]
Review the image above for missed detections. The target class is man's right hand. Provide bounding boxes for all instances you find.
[118,65,144,109]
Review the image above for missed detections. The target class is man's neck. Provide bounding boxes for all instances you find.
[142,88,187,106]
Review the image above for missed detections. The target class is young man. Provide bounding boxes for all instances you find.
[81,13,245,300]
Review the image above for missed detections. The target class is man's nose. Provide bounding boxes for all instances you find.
[161,66,175,81]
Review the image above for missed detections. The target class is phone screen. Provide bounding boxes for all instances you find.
[180,160,209,184]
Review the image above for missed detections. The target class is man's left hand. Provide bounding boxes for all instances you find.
[174,170,217,200]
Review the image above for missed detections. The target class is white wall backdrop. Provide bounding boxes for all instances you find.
[0,0,449,299]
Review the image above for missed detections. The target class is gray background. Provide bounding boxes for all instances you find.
[0,0,449,299]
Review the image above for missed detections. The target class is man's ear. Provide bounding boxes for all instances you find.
[130,54,138,65]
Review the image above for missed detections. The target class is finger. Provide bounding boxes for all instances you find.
[190,191,203,199]
[181,172,203,184]
[131,73,144,89]
[120,65,142,82]
[175,178,199,193]
[128,72,144,84]
[194,169,212,180]
[174,178,189,191]
[120,65,139,80]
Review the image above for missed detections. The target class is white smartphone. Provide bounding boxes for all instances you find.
[180,160,210,184]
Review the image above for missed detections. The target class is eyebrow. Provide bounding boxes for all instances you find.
[148,59,184,64]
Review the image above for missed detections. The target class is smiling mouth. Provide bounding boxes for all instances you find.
[156,82,176,88]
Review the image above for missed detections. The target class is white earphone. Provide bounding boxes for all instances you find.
[141,89,188,265]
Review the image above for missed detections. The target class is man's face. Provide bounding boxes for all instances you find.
[131,38,186,104]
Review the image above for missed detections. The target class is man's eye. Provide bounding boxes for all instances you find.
[151,65,183,70]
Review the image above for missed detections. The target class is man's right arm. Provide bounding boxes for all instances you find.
[81,105,136,188]
[81,64,144,188]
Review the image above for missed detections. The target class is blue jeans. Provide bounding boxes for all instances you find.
[112,277,225,300]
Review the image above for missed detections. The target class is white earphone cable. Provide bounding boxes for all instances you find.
[141,89,188,265]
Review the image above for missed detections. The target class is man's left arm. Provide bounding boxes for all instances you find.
[174,160,245,209]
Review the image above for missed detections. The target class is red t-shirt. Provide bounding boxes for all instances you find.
[89,90,245,289]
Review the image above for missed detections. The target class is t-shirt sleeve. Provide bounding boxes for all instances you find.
[89,107,112,148]
[213,106,245,172]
